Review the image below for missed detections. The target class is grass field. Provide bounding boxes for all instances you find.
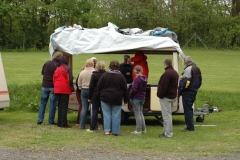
[2,49,240,92]
[1,49,240,159]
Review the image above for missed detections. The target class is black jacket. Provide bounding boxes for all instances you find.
[41,58,60,88]
[157,65,179,99]
[178,64,202,97]
[120,63,133,83]
[88,70,106,100]
[97,71,129,105]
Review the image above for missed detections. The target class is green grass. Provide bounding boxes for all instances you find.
[0,111,239,158]
[2,49,240,92]
[1,50,240,158]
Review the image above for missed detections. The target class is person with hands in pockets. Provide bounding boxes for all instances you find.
[129,65,148,135]
[157,58,179,138]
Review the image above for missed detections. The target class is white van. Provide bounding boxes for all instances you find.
[0,53,10,109]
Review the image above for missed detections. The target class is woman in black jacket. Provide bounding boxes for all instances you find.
[86,61,106,132]
[97,60,129,135]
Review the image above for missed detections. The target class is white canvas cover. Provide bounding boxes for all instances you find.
[49,22,185,59]
[0,53,10,109]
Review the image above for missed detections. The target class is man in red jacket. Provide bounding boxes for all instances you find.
[53,56,74,128]
[157,58,179,138]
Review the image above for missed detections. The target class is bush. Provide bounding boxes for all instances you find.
[5,83,42,112]
[195,90,240,111]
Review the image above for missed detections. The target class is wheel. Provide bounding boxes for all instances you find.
[196,116,204,122]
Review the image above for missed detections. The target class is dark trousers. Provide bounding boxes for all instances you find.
[76,90,82,124]
[182,94,196,131]
[56,94,69,127]
[90,92,101,130]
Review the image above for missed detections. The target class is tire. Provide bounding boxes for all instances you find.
[196,116,204,122]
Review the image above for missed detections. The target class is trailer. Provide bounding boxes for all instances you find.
[0,53,10,109]
[49,22,212,123]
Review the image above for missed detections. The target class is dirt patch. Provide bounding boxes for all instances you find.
[0,147,239,160]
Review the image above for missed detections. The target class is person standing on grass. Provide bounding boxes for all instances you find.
[78,59,95,129]
[98,60,129,136]
[86,61,106,132]
[119,55,133,84]
[53,56,74,128]
[178,56,202,132]
[157,58,179,138]
[37,50,63,125]
[130,65,148,135]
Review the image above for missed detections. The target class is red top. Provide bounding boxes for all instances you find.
[131,52,149,79]
[53,64,72,95]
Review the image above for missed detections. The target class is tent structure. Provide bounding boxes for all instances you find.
[49,22,185,60]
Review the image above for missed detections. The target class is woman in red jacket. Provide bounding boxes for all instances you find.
[131,52,149,79]
[53,56,74,128]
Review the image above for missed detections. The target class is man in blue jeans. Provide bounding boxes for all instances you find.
[178,56,202,132]
[37,51,63,125]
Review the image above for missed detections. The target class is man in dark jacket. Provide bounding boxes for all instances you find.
[178,56,202,132]
[37,51,63,125]
[157,58,179,138]
[120,55,133,84]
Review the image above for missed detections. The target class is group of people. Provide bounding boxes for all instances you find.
[36,50,202,138]
[37,51,74,128]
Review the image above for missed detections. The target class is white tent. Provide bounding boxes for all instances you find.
[49,22,185,59]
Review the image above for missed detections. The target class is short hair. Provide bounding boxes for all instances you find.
[95,61,105,71]
[124,55,130,59]
[134,65,143,74]
[53,51,63,59]
[61,56,69,65]
[109,60,120,70]
[85,59,94,67]
[163,58,172,66]
[184,56,194,65]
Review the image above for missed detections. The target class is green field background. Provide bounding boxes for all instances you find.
[1,49,240,111]
[1,50,240,158]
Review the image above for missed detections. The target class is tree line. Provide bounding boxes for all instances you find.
[0,0,239,50]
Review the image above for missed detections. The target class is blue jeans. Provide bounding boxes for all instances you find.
[182,94,196,131]
[101,101,121,135]
[79,89,90,129]
[37,87,56,124]
[132,99,146,132]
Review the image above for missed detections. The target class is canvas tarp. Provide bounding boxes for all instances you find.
[49,22,185,59]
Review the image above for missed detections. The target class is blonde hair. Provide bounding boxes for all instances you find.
[134,65,143,74]
[95,61,105,71]
[85,59,94,67]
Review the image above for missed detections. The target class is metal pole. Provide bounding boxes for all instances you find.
[22,32,25,51]
[196,34,208,50]
[182,33,195,48]
[195,33,196,48]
